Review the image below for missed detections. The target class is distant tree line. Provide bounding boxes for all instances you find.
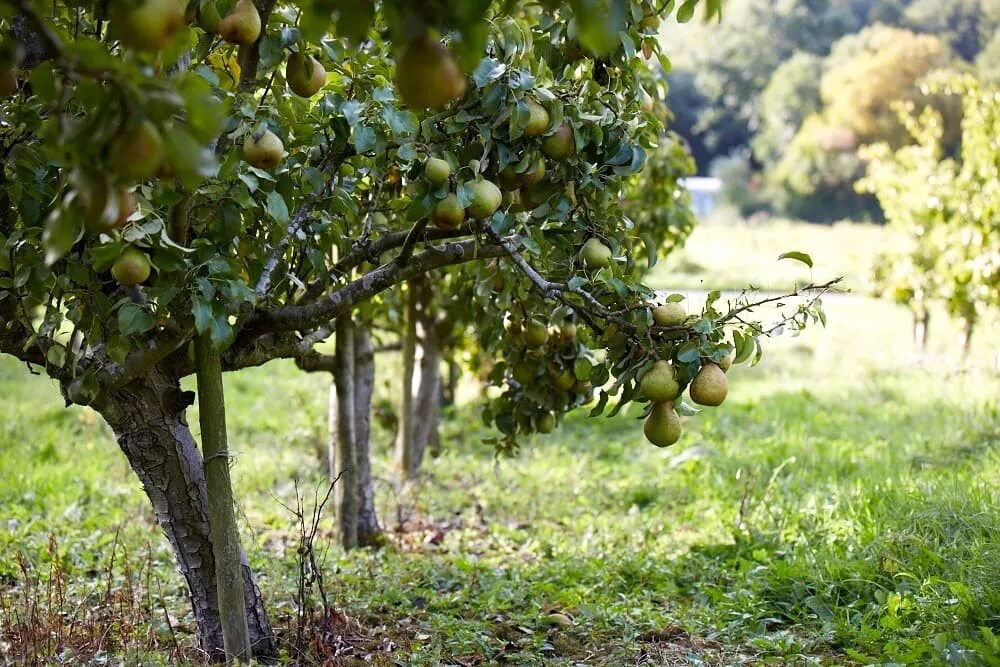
[663,0,999,221]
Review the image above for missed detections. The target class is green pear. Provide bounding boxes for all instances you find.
[111,120,164,180]
[689,362,728,406]
[581,238,613,269]
[639,360,679,402]
[541,124,575,160]
[111,247,152,286]
[535,412,556,434]
[652,301,686,326]
[523,319,549,347]
[219,0,261,46]
[550,368,576,391]
[286,52,326,97]
[394,33,466,110]
[431,194,465,230]
[523,99,550,137]
[465,179,502,219]
[644,401,681,448]
[110,0,186,51]
[243,129,284,170]
[519,158,546,187]
[424,157,451,185]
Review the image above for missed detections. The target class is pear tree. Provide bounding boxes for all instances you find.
[0,0,833,661]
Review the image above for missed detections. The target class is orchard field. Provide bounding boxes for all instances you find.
[3,220,998,666]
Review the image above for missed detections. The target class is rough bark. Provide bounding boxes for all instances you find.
[353,322,381,546]
[193,335,251,661]
[332,315,359,549]
[396,279,445,479]
[95,368,275,661]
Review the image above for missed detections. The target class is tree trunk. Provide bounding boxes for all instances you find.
[396,279,444,479]
[913,309,930,352]
[960,316,974,360]
[352,322,381,547]
[193,335,251,662]
[327,318,381,549]
[95,368,275,661]
[333,315,359,549]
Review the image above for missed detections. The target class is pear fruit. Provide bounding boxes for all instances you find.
[110,0,185,51]
[551,368,576,391]
[581,238,613,269]
[519,158,546,187]
[424,157,451,185]
[652,301,686,327]
[243,129,284,170]
[111,120,164,180]
[112,247,152,286]
[498,166,521,190]
[689,362,728,406]
[286,52,326,97]
[465,179,502,219]
[644,401,681,448]
[523,99,550,137]
[640,91,655,113]
[559,322,577,341]
[542,125,575,160]
[394,33,466,110]
[639,360,679,402]
[431,194,465,230]
[0,67,17,97]
[523,319,549,347]
[219,0,261,46]
[535,412,556,434]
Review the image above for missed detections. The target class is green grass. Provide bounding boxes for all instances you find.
[2,220,999,665]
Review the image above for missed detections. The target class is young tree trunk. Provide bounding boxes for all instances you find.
[352,322,381,546]
[960,316,974,360]
[95,368,275,661]
[913,309,931,352]
[395,278,444,479]
[193,335,251,662]
[327,319,381,548]
[332,315,359,549]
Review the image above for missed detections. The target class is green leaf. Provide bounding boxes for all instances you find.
[676,0,697,23]
[778,251,813,268]
[192,300,213,334]
[266,190,289,224]
[164,127,219,189]
[42,209,82,266]
[118,302,156,336]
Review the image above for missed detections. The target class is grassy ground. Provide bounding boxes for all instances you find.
[1,221,998,665]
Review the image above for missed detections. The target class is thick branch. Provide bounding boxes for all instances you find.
[248,238,508,336]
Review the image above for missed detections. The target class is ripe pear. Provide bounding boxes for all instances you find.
[219,0,261,46]
[394,33,466,110]
[431,194,465,230]
[512,361,535,385]
[111,120,164,180]
[110,0,185,51]
[523,319,549,347]
[286,52,326,97]
[542,125,575,160]
[689,362,728,406]
[243,129,284,170]
[652,302,686,327]
[639,360,679,402]
[424,157,451,185]
[535,412,556,434]
[0,67,17,97]
[523,99,550,137]
[581,238,613,269]
[644,401,681,448]
[112,247,152,286]
[519,158,546,187]
[465,179,502,219]
[559,322,577,341]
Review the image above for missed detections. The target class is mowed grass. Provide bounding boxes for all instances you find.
[1,220,999,665]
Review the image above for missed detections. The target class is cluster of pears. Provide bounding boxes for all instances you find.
[424,158,503,230]
[639,354,732,448]
[394,32,466,110]
[108,0,261,52]
[494,99,576,212]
